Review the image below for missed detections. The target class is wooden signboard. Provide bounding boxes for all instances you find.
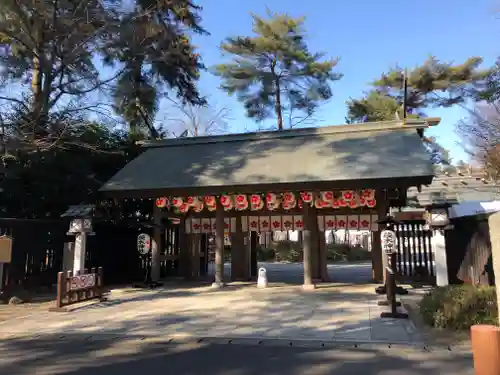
[0,236,13,263]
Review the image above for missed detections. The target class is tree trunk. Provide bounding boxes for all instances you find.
[271,61,283,130]
[275,84,284,130]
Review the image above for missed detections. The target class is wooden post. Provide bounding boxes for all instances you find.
[250,231,258,279]
[184,234,193,280]
[302,200,315,290]
[178,217,188,278]
[151,205,162,282]
[372,192,388,282]
[97,266,104,300]
[319,231,329,281]
[231,216,245,281]
[192,234,201,280]
[212,197,225,288]
[55,272,64,309]
[309,206,320,281]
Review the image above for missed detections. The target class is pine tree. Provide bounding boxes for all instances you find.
[372,56,486,111]
[213,11,342,130]
[346,90,414,123]
[108,0,208,139]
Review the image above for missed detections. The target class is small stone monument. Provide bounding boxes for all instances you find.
[257,267,268,288]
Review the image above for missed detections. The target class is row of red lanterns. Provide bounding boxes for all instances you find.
[155,189,376,213]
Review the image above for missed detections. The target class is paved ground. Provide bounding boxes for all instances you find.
[0,335,474,375]
[0,262,474,374]
[0,282,421,344]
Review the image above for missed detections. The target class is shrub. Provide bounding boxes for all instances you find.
[326,244,371,262]
[257,246,275,261]
[419,285,498,330]
[271,240,302,262]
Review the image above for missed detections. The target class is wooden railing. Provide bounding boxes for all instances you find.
[49,267,106,312]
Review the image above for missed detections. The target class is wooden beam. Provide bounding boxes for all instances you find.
[100,176,432,199]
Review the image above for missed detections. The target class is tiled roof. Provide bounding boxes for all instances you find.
[101,119,436,195]
[407,169,500,207]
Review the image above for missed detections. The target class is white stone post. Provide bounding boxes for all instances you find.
[432,229,449,287]
[73,232,87,274]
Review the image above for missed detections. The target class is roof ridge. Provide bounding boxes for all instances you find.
[140,118,440,148]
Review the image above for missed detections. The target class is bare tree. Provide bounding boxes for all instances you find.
[456,102,500,180]
[167,100,231,137]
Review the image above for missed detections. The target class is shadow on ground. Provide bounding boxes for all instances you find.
[0,332,474,375]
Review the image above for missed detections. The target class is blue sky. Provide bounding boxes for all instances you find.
[187,0,500,162]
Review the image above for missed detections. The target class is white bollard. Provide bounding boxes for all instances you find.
[257,267,268,288]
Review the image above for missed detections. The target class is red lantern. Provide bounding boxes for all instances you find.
[204,196,216,206]
[235,194,248,211]
[250,194,264,210]
[362,189,375,199]
[300,192,313,203]
[342,190,354,201]
[220,195,232,206]
[171,197,184,208]
[155,197,168,208]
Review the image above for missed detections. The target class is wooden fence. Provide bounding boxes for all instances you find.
[393,221,435,284]
[0,218,182,292]
[445,216,494,286]
[50,267,105,311]
[0,218,69,292]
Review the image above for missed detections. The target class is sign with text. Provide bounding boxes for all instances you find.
[69,273,96,291]
[381,229,397,254]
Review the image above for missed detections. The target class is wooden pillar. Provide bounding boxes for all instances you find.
[178,217,188,279]
[250,231,258,279]
[309,207,321,281]
[151,205,162,282]
[302,201,315,290]
[212,198,225,287]
[200,234,208,277]
[191,233,201,280]
[231,216,246,281]
[372,190,389,283]
[183,233,193,280]
[242,230,250,280]
[319,231,329,281]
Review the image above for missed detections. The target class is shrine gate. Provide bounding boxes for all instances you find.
[100,118,440,288]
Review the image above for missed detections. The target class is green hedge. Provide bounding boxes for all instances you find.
[419,285,498,330]
[327,243,372,262]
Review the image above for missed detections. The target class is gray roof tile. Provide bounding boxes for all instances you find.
[407,171,500,207]
[101,120,435,195]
